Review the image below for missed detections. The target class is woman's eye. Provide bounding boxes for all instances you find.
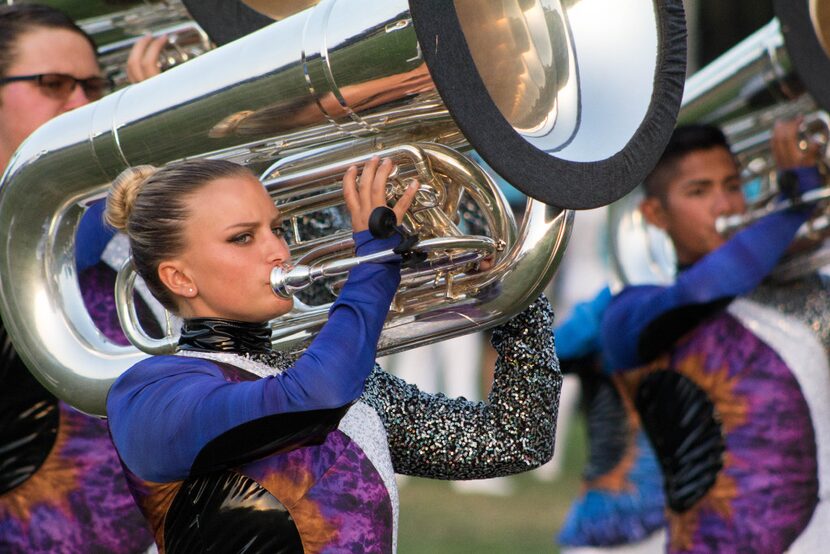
[272,226,285,238]
[231,233,252,244]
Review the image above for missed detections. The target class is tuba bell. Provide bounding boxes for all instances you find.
[0,0,687,416]
[608,0,830,289]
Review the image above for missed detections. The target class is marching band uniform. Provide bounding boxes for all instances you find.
[0,251,156,553]
[556,288,666,553]
[107,230,560,553]
[602,167,829,553]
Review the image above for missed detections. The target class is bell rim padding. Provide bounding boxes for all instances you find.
[181,0,274,46]
[775,0,830,112]
[408,0,687,210]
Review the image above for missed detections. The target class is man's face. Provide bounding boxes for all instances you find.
[0,28,100,170]
[641,146,746,266]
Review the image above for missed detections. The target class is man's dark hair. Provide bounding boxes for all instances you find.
[644,124,734,201]
[0,4,96,78]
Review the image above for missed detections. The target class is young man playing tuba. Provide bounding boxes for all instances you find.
[601,120,829,554]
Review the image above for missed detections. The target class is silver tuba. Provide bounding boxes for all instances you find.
[0,0,687,416]
[608,0,830,289]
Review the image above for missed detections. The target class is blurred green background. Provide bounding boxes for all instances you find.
[396,418,586,554]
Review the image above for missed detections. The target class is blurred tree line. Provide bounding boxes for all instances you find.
[687,0,775,72]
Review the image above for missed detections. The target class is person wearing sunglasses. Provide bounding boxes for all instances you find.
[0,5,158,553]
[0,7,112,174]
[0,71,112,100]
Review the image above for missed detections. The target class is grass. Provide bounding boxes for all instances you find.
[396,414,587,554]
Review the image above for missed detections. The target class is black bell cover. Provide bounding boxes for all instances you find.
[774,0,830,111]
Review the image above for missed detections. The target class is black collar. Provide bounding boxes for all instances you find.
[178,318,272,354]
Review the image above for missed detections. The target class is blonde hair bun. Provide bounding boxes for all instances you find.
[105,165,158,231]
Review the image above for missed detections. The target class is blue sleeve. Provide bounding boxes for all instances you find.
[75,200,116,271]
[554,287,611,361]
[601,208,809,371]
[108,230,402,482]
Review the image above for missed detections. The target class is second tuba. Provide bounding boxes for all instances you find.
[0,0,687,415]
[608,0,830,289]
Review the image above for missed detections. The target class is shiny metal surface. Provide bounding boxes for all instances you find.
[680,19,799,127]
[811,0,830,58]
[456,0,659,161]
[607,186,676,291]
[115,143,541,357]
[93,21,212,89]
[0,0,669,415]
[269,236,498,298]
[610,5,830,288]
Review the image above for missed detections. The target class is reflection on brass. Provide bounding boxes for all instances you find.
[208,110,255,138]
[208,65,434,138]
[242,0,320,20]
[454,0,569,133]
[810,0,830,58]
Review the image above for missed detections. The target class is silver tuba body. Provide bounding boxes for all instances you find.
[0,0,687,416]
[608,0,830,290]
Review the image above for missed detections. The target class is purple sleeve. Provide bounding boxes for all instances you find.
[108,230,401,482]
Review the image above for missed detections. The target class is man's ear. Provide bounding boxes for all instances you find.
[158,261,197,299]
[640,196,670,230]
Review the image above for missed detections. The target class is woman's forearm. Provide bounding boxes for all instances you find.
[361,296,561,479]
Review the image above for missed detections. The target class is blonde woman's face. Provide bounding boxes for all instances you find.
[0,28,99,170]
[175,174,293,322]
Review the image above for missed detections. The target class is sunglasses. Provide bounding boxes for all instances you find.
[0,73,113,101]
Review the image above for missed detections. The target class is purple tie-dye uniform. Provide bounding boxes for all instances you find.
[0,403,155,553]
[109,297,560,553]
[121,361,394,553]
[0,264,155,553]
[619,307,819,554]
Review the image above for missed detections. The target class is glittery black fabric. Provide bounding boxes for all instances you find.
[747,274,830,351]
[362,296,561,478]
[178,318,272,354]
[175,297,561,482]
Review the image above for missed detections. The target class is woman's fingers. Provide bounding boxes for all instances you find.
[343,156,415,232]
[342,165,364,230]
[372,158,395,206]
[142,35,168,76]
[358,156,380,208]
[392,180,419,224]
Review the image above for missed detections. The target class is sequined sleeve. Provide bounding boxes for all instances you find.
[360,295,561,479]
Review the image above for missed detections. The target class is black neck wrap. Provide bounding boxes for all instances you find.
[178,318,272,354]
